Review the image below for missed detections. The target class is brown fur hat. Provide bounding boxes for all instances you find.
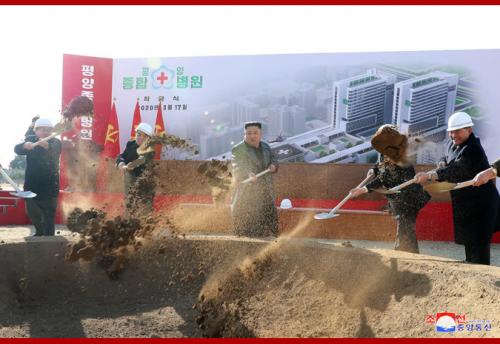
[371,125,408,163]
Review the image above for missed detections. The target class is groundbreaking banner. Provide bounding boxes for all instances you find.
[63,50,500,168]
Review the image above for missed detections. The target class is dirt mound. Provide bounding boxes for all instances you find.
[0,236,262,338]
[1,235,500,338]
[195,240,500,338]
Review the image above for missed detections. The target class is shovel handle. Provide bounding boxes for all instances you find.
[0,168,22,193]
[32,132,58,147]
[241,168,271,184]
[453,179,475,190]
[329,171,374,214]
[389,177,418,192]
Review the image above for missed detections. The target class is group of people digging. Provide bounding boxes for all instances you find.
[230,114,500,266]
[6,102,500,265]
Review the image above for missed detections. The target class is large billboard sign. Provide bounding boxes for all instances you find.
[63,50,500,166]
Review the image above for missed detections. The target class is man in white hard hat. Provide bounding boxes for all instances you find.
[415,112,499,265]
[14,118,62,236]
[116,122,155,216]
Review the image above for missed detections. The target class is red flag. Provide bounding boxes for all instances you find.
[154,101,166,160]
[130,98,142,139]
[95,101,120,190]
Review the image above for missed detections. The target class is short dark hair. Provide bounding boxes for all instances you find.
[244,121,262,129]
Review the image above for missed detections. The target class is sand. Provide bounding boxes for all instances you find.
[1,228,499,338]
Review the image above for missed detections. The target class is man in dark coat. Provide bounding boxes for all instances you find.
[472,157,500,238]
[416,112,499,265]
[14,118,61,236]
[231,122,279,237]
[116,122,155,217]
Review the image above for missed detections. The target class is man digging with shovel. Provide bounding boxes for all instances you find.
[14,118,62,236]
[116,122,155,217]
[231,122,279,238]
[415,112,499,265]
[350,125,430,254]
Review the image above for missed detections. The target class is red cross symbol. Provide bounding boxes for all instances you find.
[156,72,169,85]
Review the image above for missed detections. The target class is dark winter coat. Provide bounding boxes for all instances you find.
[14,135,61,198]
[231,140,278,237]
[436,133,499,245]
[365,155,430,216]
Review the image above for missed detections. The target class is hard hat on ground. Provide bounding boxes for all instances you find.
[280,198,293,209]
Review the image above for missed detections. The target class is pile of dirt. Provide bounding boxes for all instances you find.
[195,240,500,338]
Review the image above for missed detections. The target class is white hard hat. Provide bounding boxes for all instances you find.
[34,118,53,129]
[280,198,292,209]
[135,122,153,136]
[447,112,473,131]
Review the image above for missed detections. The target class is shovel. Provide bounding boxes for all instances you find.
[241,168,271,184]
[386,177,419,193]
[372,188,401,195]
[386,168,440,194]
[31,121,73,148]
[126,157,146,170]
[0,168,37,199]
[314,170,374,220]
[424,179,475,193]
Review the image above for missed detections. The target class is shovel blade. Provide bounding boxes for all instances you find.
[10,191,37,199]
[424,182,456,193]
[314,212,340,220]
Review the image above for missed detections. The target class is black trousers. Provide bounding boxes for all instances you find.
[465,243,490,265]
[25,196,58,236]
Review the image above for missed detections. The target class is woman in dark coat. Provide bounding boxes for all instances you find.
[351,125,430,253]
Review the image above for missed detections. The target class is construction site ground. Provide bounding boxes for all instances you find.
[1,225,499,338]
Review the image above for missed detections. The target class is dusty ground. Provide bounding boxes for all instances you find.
[1,226,499,338]
[1,225,499,266]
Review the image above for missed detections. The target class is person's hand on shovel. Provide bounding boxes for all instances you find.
[473,167,497,186]
[350,169,374,198]
[268,164,277,173]
[247,172,257,183]
[350,187,368,198]
[37,140,49,150]
[117,162,129,172]
[415,170,438,185]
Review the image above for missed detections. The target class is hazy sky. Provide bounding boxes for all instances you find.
[1,5,500,167]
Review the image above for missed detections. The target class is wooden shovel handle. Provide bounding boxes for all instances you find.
[241,168,271,184]
[32,132,58,147]
[329,171,374,214]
